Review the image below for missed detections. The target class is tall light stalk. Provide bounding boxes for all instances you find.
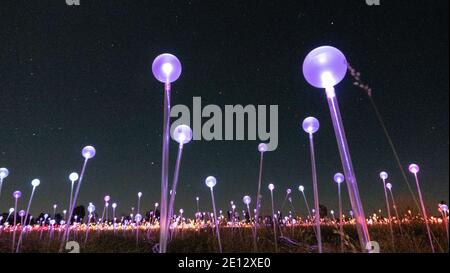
[268,184,278,252]
[409,164,435,253]
[380,172,395,251]
[205,176,222,253]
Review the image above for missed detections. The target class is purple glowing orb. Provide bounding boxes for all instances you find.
[302,46,347,89]
[173,125,193,145]
[243,195,251,205]
[19,210,25,217]
[302,117,320,134]
[82,145,96,159]
[258,143,268,153]
[408,164,420,174]
[333,173,344,184]
[13,190,21,199]
[152,53,182,83]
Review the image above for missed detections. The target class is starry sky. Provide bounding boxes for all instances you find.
[0,0,448,218]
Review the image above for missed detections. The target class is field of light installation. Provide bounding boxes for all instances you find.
[0,1,448,255]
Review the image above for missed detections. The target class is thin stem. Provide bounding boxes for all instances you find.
[167,144,184,241]
[382,179,395,251]
[414,173,435,253]
[309,133,322,253]
[210,188,222,253]
[338,183,344,252]
[326,86,370,252]
[159,83,171,253]
[270,190,278,252]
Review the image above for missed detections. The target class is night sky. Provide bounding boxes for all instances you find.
[0,0,448,218]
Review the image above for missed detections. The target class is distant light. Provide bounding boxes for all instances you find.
[268,183,275,191]
[243,195,251,205]
[379,171,388,180]
[286,188,292,194]
[258,143,268,153]
[69,172,79,182]
[302,117,320,134]
[205,176,217,188]
[0,168,9,179]
[152,53,182,83]
[333,173,344,184]
[13,191,22,199]
[386,183,392,190]
[82,145,96,159]
[298,185,305,192]
[408,164,420,174]
[138,192,142,198]
[173,125,193,145]
[104,195,110,202]
[31,179,40,187]
[112,203,117,209]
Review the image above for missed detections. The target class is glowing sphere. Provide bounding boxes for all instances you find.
[31,179,40,187]
[112,203,117,209]
[286,189,292,194]
[331,210,334,214]
[44,214,48,218]
[258,143,268,152]
[173,125,193,145]
[268,183,275,191]
[53,204,57,209]
[155,203,159,207]
[298,185,305,192]
[232,204,236,210]
[135,213,142,222]
[69,172,79,182]
[302,117,320,134]
[333,173,345,184]
[408,164,420,174]
[0,167,9,179]
[88,204,96,213]
[63,210,67,214]
[302,46,348,89]
[104,195,110,202]
[440,204,449,213]
[179,209,184,214]
[82,145,96,159]
[196,197,199,201]
[50,219,55,225]
[19,210,25,217]
[205,176,217,188]
[152,53,182,83]
[9,208,14,213]
[386,183,392,190]
[243,195,251,205]
[138,192,142,198]
[13,191,21,199]
[379,171,388,180]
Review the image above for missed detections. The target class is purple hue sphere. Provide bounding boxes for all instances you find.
[302,46,348,88]
[152,53,182,83]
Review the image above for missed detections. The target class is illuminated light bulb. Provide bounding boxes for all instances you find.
[205,176,217,188]
[268,183,275,191]
[31,179,40,187]
[173,125,193,145]
[408,164,419,174]
[379,171,388,180]
[0,167,9,179]
[302,117,320,134]
[69,172,79,182]
[302,46,347,89]
[258,143,268,152]
[152,53,182,83]
[13,191,22,199]
[333,173,344,184]
[82,145,96,159]
[298,185,305,192]
[243,196,251,205]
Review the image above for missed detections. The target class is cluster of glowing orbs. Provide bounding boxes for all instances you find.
[258,143,268,153]
[268,183,275,191]
[379,171,388,180]
[302,117,320,134]
[152,53,182,83]
[82,145,96,159]
[0,168,9,179]
[205,176,217,188]
[173,125,193,145]
[243,195,251,205]
[333,173,345,184]
[408,164,420,174]
[302,46,348,89]
[31,179,40,187]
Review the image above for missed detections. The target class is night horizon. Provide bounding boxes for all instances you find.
[0,0,448,256]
